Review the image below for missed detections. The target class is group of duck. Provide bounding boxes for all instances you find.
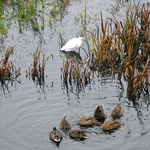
[49,104,123,144]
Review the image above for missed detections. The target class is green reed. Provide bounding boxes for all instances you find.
[49,0,70,25]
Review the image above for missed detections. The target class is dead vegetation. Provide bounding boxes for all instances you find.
[26,47,52,87]
[0,46,21,93]
[60,56,92,95]
[60,2,150,101]
[81,2,150,101]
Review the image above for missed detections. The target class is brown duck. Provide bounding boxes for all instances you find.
[111,105,123,120]
[102,121,122,131]
[77,116,99,127]
[59,116,71,132]
[94,105,107,121]
[69,129,88,140]
[49,127,63,143]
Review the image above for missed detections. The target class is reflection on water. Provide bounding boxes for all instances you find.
[60,50,85,99]
[60,50,83,64]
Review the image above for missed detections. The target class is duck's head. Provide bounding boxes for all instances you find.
[94,105,107,120]
[53,127,57,130]
[111,105,123,119]
[111,111,117,119]
[61,116,71,131]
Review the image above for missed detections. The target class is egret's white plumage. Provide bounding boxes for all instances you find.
[61,37,83,51]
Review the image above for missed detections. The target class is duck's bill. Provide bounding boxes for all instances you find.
[83,136,88,139]
[54,139,61,142]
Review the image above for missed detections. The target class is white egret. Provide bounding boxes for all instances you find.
[61,37,83,52]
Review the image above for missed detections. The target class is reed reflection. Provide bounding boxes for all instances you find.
[60,50,91,98]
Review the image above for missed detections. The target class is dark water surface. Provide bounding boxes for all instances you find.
[0,0,150,150]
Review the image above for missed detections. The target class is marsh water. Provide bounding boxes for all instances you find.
[0,0,150,150]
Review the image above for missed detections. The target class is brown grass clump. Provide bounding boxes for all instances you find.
[61,57,92,94]
[26,47,51,86]
[0,46,21,83]
[84,2,150,100]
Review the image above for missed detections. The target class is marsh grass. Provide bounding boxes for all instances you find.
[0,46,21,86]
[0,0,70,34]
[119,2,150,99]
[85,13,118,73]
[26,47,51,87]
[49,0,70,26]
[0,0,45,33]
[16,0,43,19]
[0,0,4,16]
[61,3,150,101]
[16,0,44,31]
[83,2,150,100]
[61,57,91,94]
[0,2,12,35]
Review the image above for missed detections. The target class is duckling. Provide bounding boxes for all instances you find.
[94,105,107,121]
[59,116,71,132]
[102,121,122,131]
[111,104,123,120]
[49,127,63,143]
[77,116,99,127]
[69,129,88,140]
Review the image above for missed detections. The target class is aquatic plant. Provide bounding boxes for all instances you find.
[84,2,150,100]
[61,57,91,95]
[0,46,21,83]
[49,0,70,25]
[0,0,70,34]
[0,3,12,35]
[0,0,45,33]
[81,4,87,30]
[26,47,51,87]
[85,13,118,73]
[118,2,150,99]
